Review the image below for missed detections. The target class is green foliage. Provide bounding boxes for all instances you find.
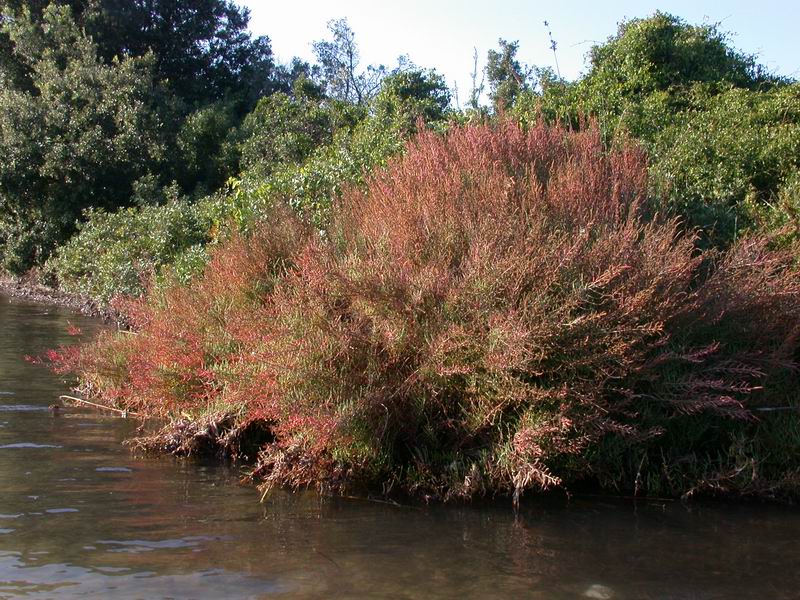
[176,101,241,194]
[579,11,773,115]
[0,4,165,272]
[528,12,781,139]
[747,170,800,248]
[373,69,451,129]
[233,111,401,230]
[486,39,531,111]
[648,84,800,243]
[232,68,451,229]
[1,0,280,107]
[49,189,216,303]
[50,66,453,304]
[0,0,299,272]
[9,4,799,316]
[512,12,798,246]
[238,88,361,176]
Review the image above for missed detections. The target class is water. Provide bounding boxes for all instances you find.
[1,292,800,599]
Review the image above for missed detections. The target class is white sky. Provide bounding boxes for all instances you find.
[241,0,800,106]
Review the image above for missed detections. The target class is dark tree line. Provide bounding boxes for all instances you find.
[0,0,293,270]
[1,0,283,106]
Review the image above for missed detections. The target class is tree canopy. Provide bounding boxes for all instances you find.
[0,4,165,271]
[1,0,279,107]
[486,39,531,111]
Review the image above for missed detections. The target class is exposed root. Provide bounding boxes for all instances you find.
[126,414,273,462]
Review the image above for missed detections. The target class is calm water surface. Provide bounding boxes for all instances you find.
[1,293,800,599]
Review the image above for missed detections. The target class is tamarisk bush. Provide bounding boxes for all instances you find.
[67,120,800,501]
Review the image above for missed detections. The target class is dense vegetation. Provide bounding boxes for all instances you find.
[520,13,800,245]
[4,9,798,296]
[9,6,800,500]
[0,0,314,273]
[63,122,800,501]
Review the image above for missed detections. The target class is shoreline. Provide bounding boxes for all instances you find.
[0,273,119,323]
[86,402,800,506]
[7,275,797,507]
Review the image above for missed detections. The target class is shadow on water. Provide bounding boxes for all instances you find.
[1,292,800,599]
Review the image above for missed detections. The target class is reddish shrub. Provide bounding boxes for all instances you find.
[69,121,800,501]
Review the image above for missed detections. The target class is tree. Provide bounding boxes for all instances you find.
[313,18,387,105]
[648,84,800,245]
[566,11,783,137]
[91,0,278,108]
[0,4,165,271]
[1,0,279,109]
[372,69,451,132]
[175,100,241,194]
[588,12,774,96]
[238,89,346,175]
[486,39,531,111]
[519,11,797,246]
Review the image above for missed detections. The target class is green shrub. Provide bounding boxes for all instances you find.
[0,5,167,272]
[175,102,242,195]
[649,84,800,244]
[227,70,450,228]
[49,194,214,303]
[238,88,362,175]
[50,69,452,303]
[512,12,797,247]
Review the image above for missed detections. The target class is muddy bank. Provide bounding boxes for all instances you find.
[0,272,118,322]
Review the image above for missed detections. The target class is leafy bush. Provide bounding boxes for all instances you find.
[238,87,362,175]
[49,192,215,303]
[539,11,779,138]
[237,117,405,229]
[66,121,800,501]
[175,102,242,195]
[514,13,799,247]
[648,84,800,244]
[0,0,293,272]
[232,68,451,229]
[755,170,800,247]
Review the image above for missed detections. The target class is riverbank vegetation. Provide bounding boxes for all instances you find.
[62,120,800,501]
[10,4,800,500]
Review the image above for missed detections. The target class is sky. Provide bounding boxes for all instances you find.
[241,1,799,106]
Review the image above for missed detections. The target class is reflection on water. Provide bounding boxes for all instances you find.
[2,292,800,599]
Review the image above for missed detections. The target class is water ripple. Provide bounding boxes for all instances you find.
[0,404,49,412]
[96,535,232,553]
[0,443,62,449]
